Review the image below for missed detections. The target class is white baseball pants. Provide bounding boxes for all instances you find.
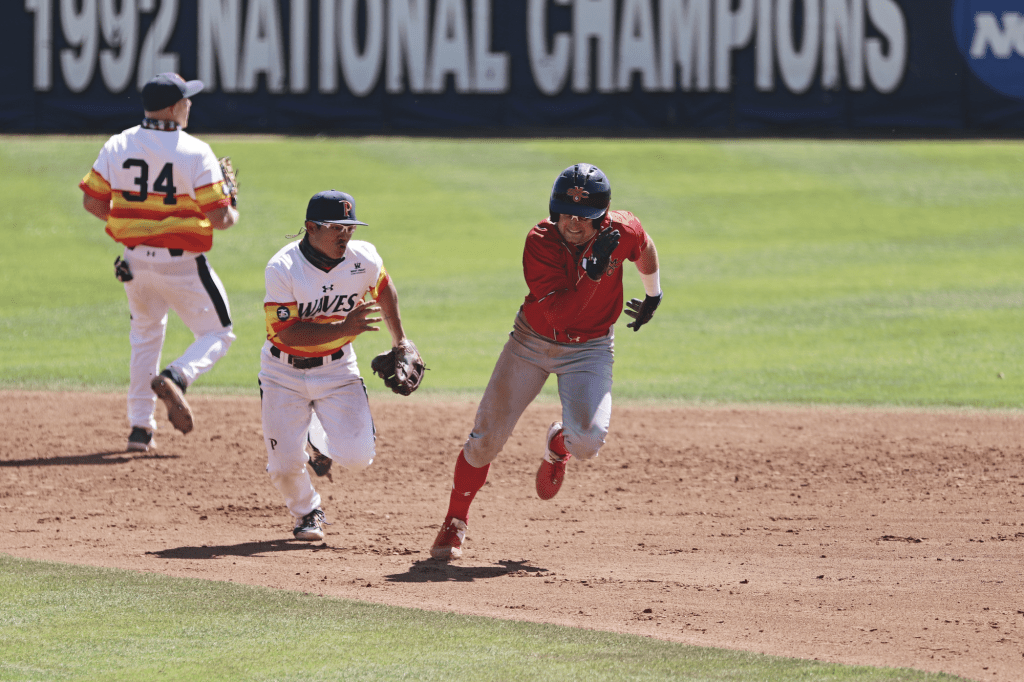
[122,247,234,432]
[258,345,375,520]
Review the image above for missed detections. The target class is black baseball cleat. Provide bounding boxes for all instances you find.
[126,426,154,452]
[293,509,327,541]
[306,436,333,480]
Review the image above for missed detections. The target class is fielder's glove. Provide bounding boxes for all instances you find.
[218,156,238,207]
[114,256,133,282]
[624,293,662,331]
[370,340,426,396]
[583,228,621,281]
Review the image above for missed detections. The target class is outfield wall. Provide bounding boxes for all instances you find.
[5,0,1024,134]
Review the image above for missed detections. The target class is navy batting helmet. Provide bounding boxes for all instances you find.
[549,163,611,223]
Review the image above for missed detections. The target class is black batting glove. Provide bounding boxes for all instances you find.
[583,228,621,281]
[624,293,662,331]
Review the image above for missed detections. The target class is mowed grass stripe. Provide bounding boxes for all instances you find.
[0,555,967,682]
[1,137,1021,404]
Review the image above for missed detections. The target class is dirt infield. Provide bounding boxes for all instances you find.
[1,390,1022,680]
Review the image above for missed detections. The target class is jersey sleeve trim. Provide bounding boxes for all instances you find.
[80,169,112,200]
[196,180,232,212]
[369,267,389,300]
[265,301,299,337]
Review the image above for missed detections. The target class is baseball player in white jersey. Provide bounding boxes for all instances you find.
[80,73,239,453]
[260,190,419,541]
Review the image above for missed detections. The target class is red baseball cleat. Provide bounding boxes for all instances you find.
[536,422,572,500]
[430,517,467,560]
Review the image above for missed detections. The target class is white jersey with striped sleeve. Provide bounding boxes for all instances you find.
[80,125,231,253]
[262,238,389,367]
[258,236,390,530]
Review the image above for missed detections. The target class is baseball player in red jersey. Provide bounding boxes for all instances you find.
[260,190,420,541]
[430,163,663,560]
[80,73,239,453]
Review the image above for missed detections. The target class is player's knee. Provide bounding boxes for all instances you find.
[264,436,311,475]
[211,328,235,348]
[330,435,376,471]
[266,457,305,477]
[129,320,165,343]
[463,432,503,467]
[564,426,606,461]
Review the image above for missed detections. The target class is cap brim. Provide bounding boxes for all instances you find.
[181,80,204,99]
[319,219,368,227]
[549,198,606,220]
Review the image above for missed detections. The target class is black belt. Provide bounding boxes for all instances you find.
[128,246,184,256]
[271,345,343,369]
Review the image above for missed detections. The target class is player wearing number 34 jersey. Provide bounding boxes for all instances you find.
[80,73,239,454]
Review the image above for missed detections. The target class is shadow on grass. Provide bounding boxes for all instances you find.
[385,559,550,583]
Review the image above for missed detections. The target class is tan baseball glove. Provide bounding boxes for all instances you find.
[218,156,238,207]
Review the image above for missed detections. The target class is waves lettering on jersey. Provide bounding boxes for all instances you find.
[297,292,361,319]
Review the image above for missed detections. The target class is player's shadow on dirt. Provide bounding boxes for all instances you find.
[0,451,178,467]
[147,540,327,560]
[385,559,549,583]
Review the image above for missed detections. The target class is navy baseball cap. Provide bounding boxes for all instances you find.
[142,73,204,111]
[306,190,368,225]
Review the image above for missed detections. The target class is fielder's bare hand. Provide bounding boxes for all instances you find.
[335,299,382,336]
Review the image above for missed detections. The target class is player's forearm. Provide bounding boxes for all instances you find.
[276,321,347,347]
[82,194,110,221]
[636,240,661,296]
[207,205,238,230]
[376,281,407,347]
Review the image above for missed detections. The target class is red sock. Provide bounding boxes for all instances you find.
[550,430,569,457]
[446,449,489,522]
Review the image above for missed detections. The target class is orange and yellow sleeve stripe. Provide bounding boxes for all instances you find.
[369,267,389,300]
[80,169,112,200]
[80,171,231,252]
[264,302,349,358]
[264,270,390,358]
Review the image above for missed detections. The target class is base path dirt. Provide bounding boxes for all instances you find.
[1,391,1022,680]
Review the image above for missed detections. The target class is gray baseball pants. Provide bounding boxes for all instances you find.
[463,312,614,468]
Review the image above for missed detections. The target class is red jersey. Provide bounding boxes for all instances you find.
[521,210,650,343]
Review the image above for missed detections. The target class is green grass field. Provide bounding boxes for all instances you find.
[3,136,1023,405]
[2,136,1015,680]
[0,556,966,682]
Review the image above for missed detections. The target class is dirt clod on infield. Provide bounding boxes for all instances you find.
[2,390,1022,680]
